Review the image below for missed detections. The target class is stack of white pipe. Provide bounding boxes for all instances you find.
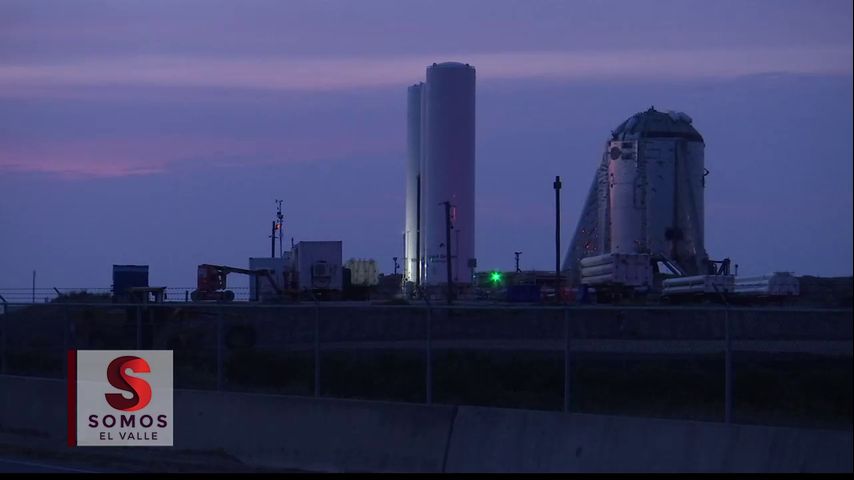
[662,274,735,295]
[580,253,652,287]
[734,272,799,296]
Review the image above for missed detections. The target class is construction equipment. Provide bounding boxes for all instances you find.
[190,264,281,302]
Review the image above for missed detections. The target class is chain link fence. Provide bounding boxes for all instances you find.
[0,303,850,429]
[0,287,254,305]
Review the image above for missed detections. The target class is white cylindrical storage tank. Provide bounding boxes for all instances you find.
[421,62,476,285]
[418,80,429,285]
[404,83,423,284]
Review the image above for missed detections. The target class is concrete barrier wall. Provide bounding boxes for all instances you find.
[0,375,66,443]
[0,375,850,472]
[0,375,454,472]
[172,389,455,472]
[445,406,853,473]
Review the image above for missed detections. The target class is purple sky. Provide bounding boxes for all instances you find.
[1,0,852,290]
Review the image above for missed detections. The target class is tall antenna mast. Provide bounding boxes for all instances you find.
[275,199,284,257]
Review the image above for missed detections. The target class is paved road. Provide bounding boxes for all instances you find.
[0,454,302,473]
[0,456,99,473]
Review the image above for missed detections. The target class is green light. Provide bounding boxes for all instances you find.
[490,271,503,283]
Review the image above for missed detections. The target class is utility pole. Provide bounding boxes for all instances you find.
[270,221,276,258]
[415,176,421,288]
[514,252,523,273]
[554,176,562,303]
[442,201,454,305]
[393,257,400,276]
[455,229,461,283]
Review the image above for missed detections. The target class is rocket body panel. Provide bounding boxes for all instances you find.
[607,140,643,254]
[643,140,677,258]
[564,108,709,284]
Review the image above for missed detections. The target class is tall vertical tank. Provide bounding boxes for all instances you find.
[404,83,423,284]
[564,107,709,282]
[421,62,476,285]
[418,81,429,285]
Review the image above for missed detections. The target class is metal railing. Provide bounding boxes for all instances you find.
[0,302,851,429]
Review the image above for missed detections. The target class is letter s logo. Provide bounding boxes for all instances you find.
[105,356,152,411]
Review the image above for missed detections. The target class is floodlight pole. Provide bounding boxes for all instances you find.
[442,201,454,305]
[554,176,562,303]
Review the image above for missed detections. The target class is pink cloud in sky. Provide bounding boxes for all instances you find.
[1,44,850,179]
[0,47,851,95]
[0,134,400,178]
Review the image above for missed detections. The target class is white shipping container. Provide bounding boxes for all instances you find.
[292,241,343,291]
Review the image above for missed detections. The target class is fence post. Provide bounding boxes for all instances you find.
[217,307,224,391]
[63,306,70,379]
[563,307,571,413]
[1,304,6,375]
[426,306,433,405]
[313,306,321,398]
[724,308,732,424]
[135,306,142,350]
[711,284,734,424]
[68,306,75,352]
